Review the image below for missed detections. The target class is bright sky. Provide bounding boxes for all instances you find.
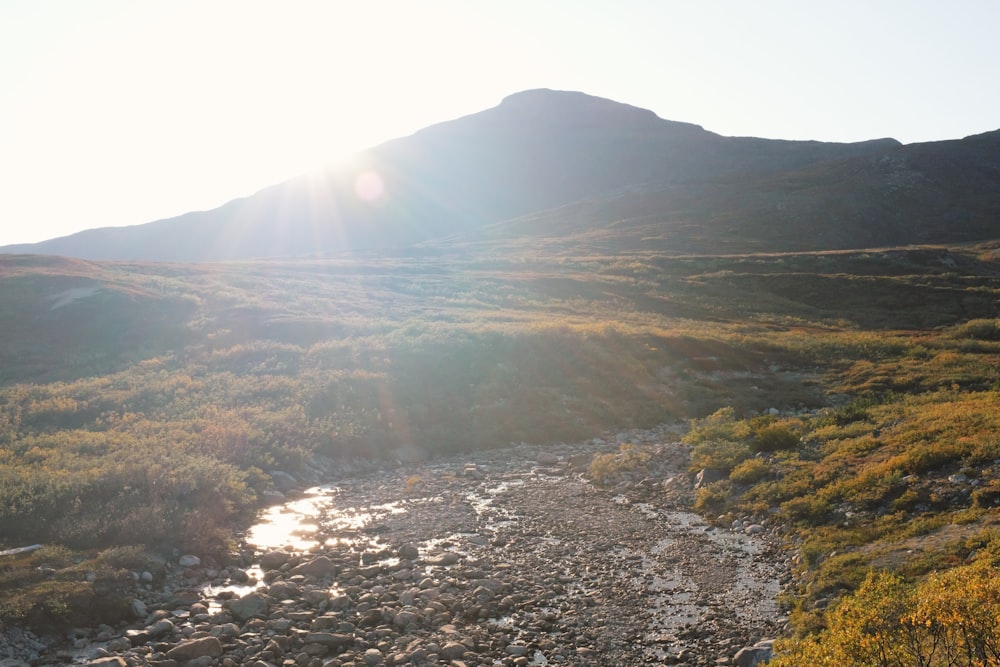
[2,0,998,246]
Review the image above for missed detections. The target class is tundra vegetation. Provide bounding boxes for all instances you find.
[1,244,1000,661]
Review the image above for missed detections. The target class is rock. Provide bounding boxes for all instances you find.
[225,591,270,621]
[268,579,301,598]
[425,552,461,566]
[105,636,131,652]
[695,468,727,489]
[393,609,420,628]
[303,632,353,648]
[440,641,468,660]
[148,618,176,638]
[290,555,338,578]
[125,628,151,646]
[259,550,290,570]
[261,489,286,504]
[210,622,241,639]
[363,647,384,665]
[269,470,299,491]
[165,636,223,662]
[178,554,201,568]
[88,659,127,667]
[744,524,765,536]
[131,598,148,619]
[184,658,216,667]
[398,543,420,560]
[733,640,774,666]
[506,644,530,656]
[535,452,560,465]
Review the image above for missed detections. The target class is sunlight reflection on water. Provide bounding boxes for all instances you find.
[246,484,407,552]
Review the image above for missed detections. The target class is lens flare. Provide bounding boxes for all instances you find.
[354,170,385,202]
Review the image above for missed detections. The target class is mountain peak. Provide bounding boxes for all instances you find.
[497,88,675,127]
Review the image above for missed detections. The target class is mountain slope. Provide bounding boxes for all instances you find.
[1,89,907,261]
[449,129,1000,255]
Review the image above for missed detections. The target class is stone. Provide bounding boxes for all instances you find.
[184,658,216,667]
[425,552,461,566]
[393,609,420,628]
[268,579,301,598]
[210,622,241,639]
[131,598,148,619]
[148,618,176,637]
[303,632,353,648]
[733,640,774,667]
[88,659,127,667]
[440,641,468,660]
[165,636,223,662]
[225,591,270,621]
[290,555,338,578]
[398,543,420,560]
[535,451,560,465]
[259,550,290,570]
[178,554,201,568]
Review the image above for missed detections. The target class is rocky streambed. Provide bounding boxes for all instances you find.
[2,427,792,666]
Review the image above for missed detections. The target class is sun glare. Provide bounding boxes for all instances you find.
[354,170,386,202]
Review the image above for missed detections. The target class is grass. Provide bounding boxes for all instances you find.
[1,242,1000,633]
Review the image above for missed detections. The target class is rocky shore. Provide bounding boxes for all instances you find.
[1,426,792,666]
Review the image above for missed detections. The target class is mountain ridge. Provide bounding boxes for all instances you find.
[2,89,995,261]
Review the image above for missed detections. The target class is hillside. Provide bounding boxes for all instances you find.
[2,240,1000,663]
[2,91,1000,665]
[0,89,943,262]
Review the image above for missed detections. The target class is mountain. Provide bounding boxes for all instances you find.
[3,89,997,261]
[456,129,1000,255]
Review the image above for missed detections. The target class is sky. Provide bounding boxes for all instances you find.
[2,1,998,247]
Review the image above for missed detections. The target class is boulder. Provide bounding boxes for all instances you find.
[425,552,461,566]
[440,641,468,660]
[734,640,774,667]
[259,550,290,570]
[290,555,338,578]
[165,636,223,662]
[178,554,201,568]
[535,451,560,465]
[398,543,420,560]
[225,592,270,622]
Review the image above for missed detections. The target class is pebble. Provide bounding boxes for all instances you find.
[5,426,788,666]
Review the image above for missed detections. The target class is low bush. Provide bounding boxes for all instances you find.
[751,423,799,452]
[773,561,1000,666]
[587,444,652,485]
[729,458,771,485]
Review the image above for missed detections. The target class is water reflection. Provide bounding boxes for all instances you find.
[246,484,406,552]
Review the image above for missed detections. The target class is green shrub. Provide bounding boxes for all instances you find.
[694,480,733,515]
[773,561,1000,667]
[954,318,1000,341]
[587,444,652,485]
[683,407,750,446]
[729,458,771,485]
[780,494,832,524]
[690,439,752,473]
[751,424,799,452]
